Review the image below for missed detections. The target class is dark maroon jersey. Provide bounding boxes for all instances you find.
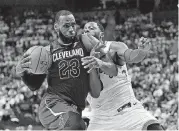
[47,40,90,109]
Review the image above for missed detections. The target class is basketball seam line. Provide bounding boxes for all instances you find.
[35,47,43,73]
[31,46,39,54]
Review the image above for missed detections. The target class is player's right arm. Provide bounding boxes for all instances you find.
[15,46,50,91]
[86,34,151,64]
[105,41,148,64]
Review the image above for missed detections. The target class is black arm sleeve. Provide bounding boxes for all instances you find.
[21,71,47,91]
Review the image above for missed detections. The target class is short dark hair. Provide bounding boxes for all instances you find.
[55,10,73,23]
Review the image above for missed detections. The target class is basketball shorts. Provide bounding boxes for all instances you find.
[87,102,160,130]
[38,92,85,130]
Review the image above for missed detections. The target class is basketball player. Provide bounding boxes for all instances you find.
[16,11,103,130]
[81,22,164,130]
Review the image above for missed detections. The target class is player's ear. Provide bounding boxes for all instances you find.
[54,23,59,31]
[99,32,104,42]
[54,23,60,36]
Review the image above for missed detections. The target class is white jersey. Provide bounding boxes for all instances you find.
[87,41,159,130]
[88,64,139,115]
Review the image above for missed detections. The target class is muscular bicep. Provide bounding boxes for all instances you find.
[109,41,128,58]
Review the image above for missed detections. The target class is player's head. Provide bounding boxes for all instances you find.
[54,10,76,44]
[84,22,104,41]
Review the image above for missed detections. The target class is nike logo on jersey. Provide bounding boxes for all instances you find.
[53,48,84,62]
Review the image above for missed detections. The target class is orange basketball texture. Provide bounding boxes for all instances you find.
[26,46,51,74]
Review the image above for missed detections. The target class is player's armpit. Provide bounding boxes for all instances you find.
[108,41,128,56]
[124,49,148,63]
[110,52,125,67]
[22,71,46,91]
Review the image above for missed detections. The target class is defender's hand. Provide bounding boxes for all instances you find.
[90,42,105,58]
[81,56,103,73]
[86,33,109,54]
[138,37,151,51]
[81,42,106,73]
[86,33,100,47]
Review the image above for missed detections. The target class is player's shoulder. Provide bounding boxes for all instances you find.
[105,41,126,66]
[44,45,50,52]
[107,51,125,66]
[43,40,59,54]
[105,41,128,48]
[51,40,60,51]
[47,40,68,52]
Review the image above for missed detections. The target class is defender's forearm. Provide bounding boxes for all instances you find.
[124,49,148,63]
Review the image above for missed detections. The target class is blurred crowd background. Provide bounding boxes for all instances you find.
[0,0,178,130]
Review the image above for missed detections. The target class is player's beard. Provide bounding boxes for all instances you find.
[58,30,76,46]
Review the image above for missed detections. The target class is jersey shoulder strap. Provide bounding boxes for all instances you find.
[105,41,125,66]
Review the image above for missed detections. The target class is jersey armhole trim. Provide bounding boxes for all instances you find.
[142,119,160,131]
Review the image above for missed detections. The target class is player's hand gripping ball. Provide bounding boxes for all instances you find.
[17,46,51,75]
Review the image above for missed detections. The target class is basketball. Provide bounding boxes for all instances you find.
[26,46,51,74]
